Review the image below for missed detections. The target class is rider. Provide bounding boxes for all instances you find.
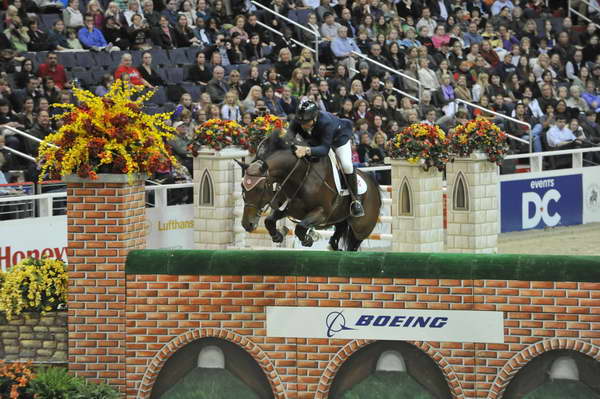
[291,100,365,217]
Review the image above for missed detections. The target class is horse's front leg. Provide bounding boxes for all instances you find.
[265,209,288,243]
[295,207,327,247]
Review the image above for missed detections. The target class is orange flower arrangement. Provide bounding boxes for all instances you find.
[0,361,34,399]
[246,114,287,153]
[37,80,178,180]
[188,119,249,155]
[449,118,508,165]
[387,123,450,171]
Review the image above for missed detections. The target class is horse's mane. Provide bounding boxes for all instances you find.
[257,128,306,160]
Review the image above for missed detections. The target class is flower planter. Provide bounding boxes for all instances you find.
[390,159,444,253]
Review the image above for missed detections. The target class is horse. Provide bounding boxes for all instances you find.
[238,128,382,251]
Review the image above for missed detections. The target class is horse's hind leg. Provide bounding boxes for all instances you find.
[329,221,347,251]
[295,207,327,247]
[346,233,363,252]
[265,209,287,243]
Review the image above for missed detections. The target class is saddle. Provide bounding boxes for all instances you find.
[327,150,367,197]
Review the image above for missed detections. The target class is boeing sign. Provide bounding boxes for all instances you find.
[267,307,504,344]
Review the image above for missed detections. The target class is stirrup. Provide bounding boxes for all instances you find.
[350,200,365,217]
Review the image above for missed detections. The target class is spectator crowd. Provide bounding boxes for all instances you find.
[1,0,600,187]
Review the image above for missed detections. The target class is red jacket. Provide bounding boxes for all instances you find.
[38,63,67,89]
[114,65,145,86]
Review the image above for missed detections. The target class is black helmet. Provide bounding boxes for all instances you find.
[296,101,319,123]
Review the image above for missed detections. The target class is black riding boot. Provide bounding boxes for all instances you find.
[346,172,365,217]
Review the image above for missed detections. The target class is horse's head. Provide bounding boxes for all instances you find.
[239,159,273,232]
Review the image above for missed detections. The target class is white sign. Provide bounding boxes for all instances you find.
[267,307,504,344]
[0,216,68,271]
[583,165,600,224]
[145,204,195,250]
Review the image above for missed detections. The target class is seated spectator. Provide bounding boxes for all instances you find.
[95,74,114,96]
[151,15,177,49]
[220,90,242,122]
[168,121,192,173]
[142,0,160,28]
[14,77,43,113]
[86,0,104,29]
[286,68,308,98]
[581,110,600,145]
[78,13,118,51]
[114,53,152,87]
[161,0,179,27]
[173,15,201,47]
[229,15,248,41]
[178,0,196,29]
[66,28,84,49]
[240,85,262,114]
[63,0,84,30]
[244,33,270,64]
[25,111,53,157]
[227,32,247,65]
[128,13,152,50]
[124,0,143,26]
[185,51,211,86]
[206,66,229,104]
[48,20,70,50]
[274,48,294,82]
[38,52,67,90]
[331,26,361,75]
[42,78,60,104]
[26,18,51,52]
[278,86,299,118]
[138,51,165,87]
[15,59,36,90]
[17,97,36,131]
[227,69,243,99]
[4,17,30,53]
[547,115,584,149]
[417,57,440,91]
[103,16,130,51]
[104,1,125,26]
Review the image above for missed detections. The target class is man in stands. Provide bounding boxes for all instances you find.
[37,52,67,90]
[331,26,361,78]
[26,111,53,157]
[207,66,229,104]
[114,53,152,87]
[78,14,118,52]
[14,77,43,113]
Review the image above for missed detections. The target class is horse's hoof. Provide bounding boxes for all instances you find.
[328,240,339,251]
[301,237,313,247]
[271,232,284,243]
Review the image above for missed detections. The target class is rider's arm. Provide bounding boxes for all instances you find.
[309,123,334,157]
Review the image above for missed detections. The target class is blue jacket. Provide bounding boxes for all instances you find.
[78,27,108,48]
[291,111,353,157]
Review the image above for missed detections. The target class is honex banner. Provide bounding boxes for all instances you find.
[266,307,504,343]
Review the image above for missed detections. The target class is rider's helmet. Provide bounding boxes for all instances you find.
[296,100,319,123]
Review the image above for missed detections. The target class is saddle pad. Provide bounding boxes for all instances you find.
[328,150,367,196]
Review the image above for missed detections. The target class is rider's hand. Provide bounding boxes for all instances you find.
[294,146,310,158]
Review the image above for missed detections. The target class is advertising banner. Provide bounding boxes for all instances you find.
[0,216,67,271]
[500,174,583,233]
[266,307,504,343]
[583,166,600,224]
[145,204,195,249]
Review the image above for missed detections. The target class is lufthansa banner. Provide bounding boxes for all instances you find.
[266,307,504,343]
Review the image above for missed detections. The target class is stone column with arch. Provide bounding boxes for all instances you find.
[446,153,498,253]
[193,148,292,249]
[391,160,444,252]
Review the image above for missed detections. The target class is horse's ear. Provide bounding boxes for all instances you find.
[235,160,249,173]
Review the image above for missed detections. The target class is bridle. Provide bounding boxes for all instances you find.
[242,157,311,213]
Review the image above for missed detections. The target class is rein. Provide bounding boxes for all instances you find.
[268,157,311,210]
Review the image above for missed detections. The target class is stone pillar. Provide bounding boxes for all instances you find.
[446,153,498,253]
[193,147,249,249]
[391,160,444,252]
[65,174,145,391]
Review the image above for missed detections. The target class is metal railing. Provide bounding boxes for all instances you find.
[453,99,532,152]
[351,51,423,100]
[255,20,317,55]
[569,0,600,27]
[504,146,600,172]
[251,1,320,69]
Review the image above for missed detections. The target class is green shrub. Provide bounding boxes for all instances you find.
[70,379,120,399]
[26,367,77,399]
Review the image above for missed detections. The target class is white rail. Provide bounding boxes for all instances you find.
[504,146,600,171]
[4,126,58,148]
[255,20,314,53]
[2,146,36,162]
[351,51,423,99]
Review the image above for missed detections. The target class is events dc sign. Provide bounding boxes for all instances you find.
[500,174,583,233]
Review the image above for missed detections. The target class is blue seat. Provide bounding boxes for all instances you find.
[57,52,78,69]
[70,69,92,87]
[93,51,114,68]
[165,67,184,84]
[238,63,251,79]
[76,51,95,69]
[151,48,170,67]
[35,51,49,65]
[148,86,168,105]
[168,47,189,66]
[130,50,142,67]
[110,50,126,64]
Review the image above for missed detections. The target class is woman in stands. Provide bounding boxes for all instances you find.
[47,20,69,51]
[229,15,248,41]
[274,48,294,82]
[151,15,176,49]
[63,0,84,30]
[104,2,125,27]
[226,69,243,99]
[286,68,307,99]
[128,14,152,50]
[185,51,211,86]
[138,52,165,87]
[240,85,262,114]
[86,0,104,29]
[240,65,259,98]
[15,58,35,90]
[179,0,197,29]
[227,32,247,64]
[103,16,130,51]
[264,68,283,92]
[173,15,201,47]
[220,90,242,122]
[16,97,35,131]
[4,16,30,53]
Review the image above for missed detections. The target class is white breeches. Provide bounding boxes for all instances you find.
[335,141,354,174]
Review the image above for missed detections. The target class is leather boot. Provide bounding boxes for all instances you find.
[346,172,365,217]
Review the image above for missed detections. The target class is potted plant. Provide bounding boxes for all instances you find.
[188,119,249,156]
[37,80,178,181]
[387,122,450,171]
[246,114,287,154]
[448,117,509,165]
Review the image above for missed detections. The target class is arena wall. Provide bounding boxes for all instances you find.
[122,250,600,399]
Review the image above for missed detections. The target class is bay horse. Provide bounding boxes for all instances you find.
[238,129,381,251]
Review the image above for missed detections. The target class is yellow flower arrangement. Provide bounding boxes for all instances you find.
[188,118,249,155]
[37,80,178,180]
[246,114,288,153]
[449,117,508,165]
[0,258,67,320]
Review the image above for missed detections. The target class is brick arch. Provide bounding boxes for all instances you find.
[136,328,286,399]
[487,338,600,399]
[315,340,464,399]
